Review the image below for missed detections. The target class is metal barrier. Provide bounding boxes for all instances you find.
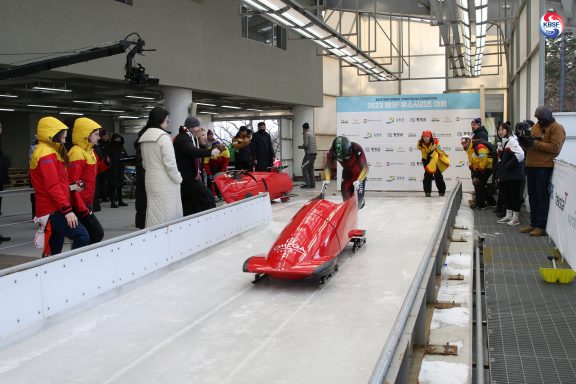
[0,194,272,340]
[369,182,463,383]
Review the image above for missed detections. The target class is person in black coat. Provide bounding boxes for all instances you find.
[106,133,128,208]
[251,122,274,171]
[173,117,223,215]
[0,122,9,216]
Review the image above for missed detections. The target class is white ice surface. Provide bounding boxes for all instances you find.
[0,192,445,384]
[418,359,469,384]
[430,307,470,330]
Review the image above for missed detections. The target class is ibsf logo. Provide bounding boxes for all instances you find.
[540,12,564,38]
[456,160,466,167]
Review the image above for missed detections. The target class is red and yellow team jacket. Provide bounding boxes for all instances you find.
[29,117,73,217]
[417,138,450,174]
[469,141,493,173]
[67,118,103,216]
[204,147,230,176]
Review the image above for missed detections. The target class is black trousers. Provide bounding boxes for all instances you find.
[501,180,524,212]
[181,179,216,216]
[79,212,104,244]
[423,170,446,194]
[474,170,497,207]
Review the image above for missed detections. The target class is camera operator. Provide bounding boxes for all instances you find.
[519,106,566,237]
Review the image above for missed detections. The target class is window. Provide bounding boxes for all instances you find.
[241,7,287,49]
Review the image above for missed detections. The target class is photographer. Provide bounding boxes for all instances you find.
[519,106,566,237]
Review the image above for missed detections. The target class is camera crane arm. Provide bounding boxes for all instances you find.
[0,35,150,82]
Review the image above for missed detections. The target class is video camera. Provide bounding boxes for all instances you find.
[515,121,532,138]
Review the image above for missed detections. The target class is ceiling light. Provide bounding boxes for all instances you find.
[268,13,294,27]
[295,29,314,39]
[257,0,282,11]
[125,95,155,100]
[118,115,140,119]
[73,100,103,105]
[0,94,18,98]
[101,109,125,113]
[0,108,15,112]
[243,0,267,11]
[282,9,310,27]
[221,105,241,109]
[502,4,511,9]
[247,108,263,112]
[144,106,155,109]
[27,104,58,108]
[59,112,84,116]
[305,26,330,40]
[32,86,72,93]
[199,111,219,115]
[196,102,216,107]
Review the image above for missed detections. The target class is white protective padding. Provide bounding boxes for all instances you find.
[0,195,272,340]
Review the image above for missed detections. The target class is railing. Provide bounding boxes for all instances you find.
[369,181,463,383]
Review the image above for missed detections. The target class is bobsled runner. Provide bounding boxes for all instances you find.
[243,182,366,285]
[214,166,293,203]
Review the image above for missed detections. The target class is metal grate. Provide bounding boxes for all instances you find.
[476,209,576,384]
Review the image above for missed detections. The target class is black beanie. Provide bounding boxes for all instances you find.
[303,123,309,129]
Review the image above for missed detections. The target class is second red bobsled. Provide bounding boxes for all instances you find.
[214,168,293,203]
[243,183,366,284]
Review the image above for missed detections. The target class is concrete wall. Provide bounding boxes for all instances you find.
[0,0,323,107]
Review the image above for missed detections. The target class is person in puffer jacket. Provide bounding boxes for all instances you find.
[495,122,525,227]
[30,117,89,256]
[417,130,449,197]
[67,117,106,244]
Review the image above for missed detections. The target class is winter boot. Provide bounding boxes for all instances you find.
[425,192,431,197]
[520,226,534,233]
[497,210,513,224]
[507,211,520,226]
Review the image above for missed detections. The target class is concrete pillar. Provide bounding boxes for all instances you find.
[163,86,193,135]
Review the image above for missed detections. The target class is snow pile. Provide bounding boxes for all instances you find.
[446,253,472,267]
[430,307,470,329]
[419,360,469,384]
[437,284,469,304]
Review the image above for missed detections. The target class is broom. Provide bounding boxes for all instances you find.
[539,250,576,284]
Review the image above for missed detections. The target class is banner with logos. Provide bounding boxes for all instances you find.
[547,161,576,268]
[336,93,480,191]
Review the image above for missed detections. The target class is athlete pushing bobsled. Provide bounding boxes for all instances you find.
[323,136,369,208]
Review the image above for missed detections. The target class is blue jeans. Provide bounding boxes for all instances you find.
[48,211,90,255]
[526,167,553,229]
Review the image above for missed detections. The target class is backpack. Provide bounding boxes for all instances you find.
[473,139,496,159]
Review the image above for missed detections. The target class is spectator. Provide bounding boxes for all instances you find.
[204,141,230,198]
[67,117,105,243]
[138,107,183,227]
[417,130,449,197]
[29,135,39,218]
[0,122,9,215]
[96,129,111,203]
[495,121,525,226]
[324,136,369,208]
[92,129,110,212]
[134,127,147,229]
[30,117,89,256]
[251,122,274,171]
[173,117,220,215]
[206,129,216,147]
[519,106,566,237]
[460,135,476,207]
[470,118,497,209]
[298,122,317,189]
[233,126,252,171]
[106,133,128,208]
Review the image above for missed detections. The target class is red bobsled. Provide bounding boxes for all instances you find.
[214,167,293,203]
[243,182,366,284]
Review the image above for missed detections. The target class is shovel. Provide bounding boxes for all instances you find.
[539,253,576,284]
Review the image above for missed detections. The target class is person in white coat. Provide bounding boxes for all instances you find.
[138,107,183,227]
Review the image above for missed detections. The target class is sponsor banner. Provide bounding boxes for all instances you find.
[540,11,564,38]
[547,161,576,268]
[336,93,479,191]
